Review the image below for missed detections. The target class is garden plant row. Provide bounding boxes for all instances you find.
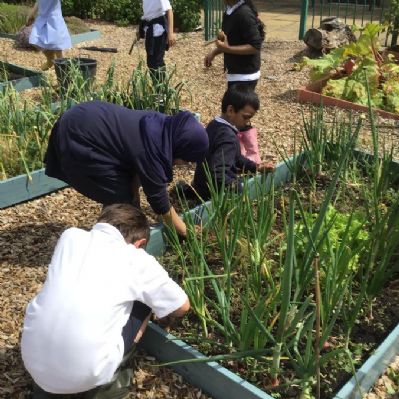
[144,105,399,399]
[1,52,398,398]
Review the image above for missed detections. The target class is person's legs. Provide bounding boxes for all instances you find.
[121,301,152,355]
[58,165,134,206]
[42,50,56,71]
[41,50,62,71]
[54,50,63,59]
[146,33,167,84]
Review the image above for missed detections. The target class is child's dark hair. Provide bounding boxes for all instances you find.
[245,0,265,41]
[97,204,150,244]
[221,84,260,113]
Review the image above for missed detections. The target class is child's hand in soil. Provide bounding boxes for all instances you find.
[257,161,275,173]
[154,315,180,332]
[192,224,202,235]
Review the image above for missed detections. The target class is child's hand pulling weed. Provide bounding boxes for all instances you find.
[257,161,275,173]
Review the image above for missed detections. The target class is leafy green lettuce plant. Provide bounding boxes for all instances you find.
[300,23,399,113]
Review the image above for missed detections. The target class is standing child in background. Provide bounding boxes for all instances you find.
[26,0,72,71]
[192,85,274,200]
[204,0,265,90]
[21,204,190,398]
[139,0,176,82]
[204,0,265,167]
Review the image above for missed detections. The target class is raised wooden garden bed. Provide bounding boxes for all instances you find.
[0,29,101,45]
[0,168,67,209]
[138,155,399,399]
[2,158,399,398]
[0,92,399,399]
[297,79,399,120]
[140,319,399,399]
[297,80,399,120]
[0,61,43,91]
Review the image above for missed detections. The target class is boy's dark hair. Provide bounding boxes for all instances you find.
[221,84,260,113]
[97,204,150,244]
[245,0,265,41]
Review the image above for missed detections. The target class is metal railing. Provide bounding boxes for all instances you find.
[299,0,396,46]
[204,0,224,41]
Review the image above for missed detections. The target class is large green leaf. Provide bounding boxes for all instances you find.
[383,78,399,113]
[323,78,347,98]
[301,48,345,81]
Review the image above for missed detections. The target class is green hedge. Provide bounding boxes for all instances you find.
[171,0,201,32]
[61,0,201,31]
[0,0,201,31]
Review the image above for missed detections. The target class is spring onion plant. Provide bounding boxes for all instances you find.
[0,61,188,180]
[160,102,399,398]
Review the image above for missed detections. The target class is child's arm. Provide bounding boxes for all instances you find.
[26,1,38,26]
[211,139,239,186]
[237,153,257,173]
[237,154,275,174]
[168,297,190,317]
[162,205,187,237]
[156,297,190,330]
[216,38,258,55]
[204,47,223,67]
[165,8,176,47]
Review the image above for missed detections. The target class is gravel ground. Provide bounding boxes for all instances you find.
[1,21,399,398]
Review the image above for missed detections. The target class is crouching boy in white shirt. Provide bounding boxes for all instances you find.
[21,203,190,398]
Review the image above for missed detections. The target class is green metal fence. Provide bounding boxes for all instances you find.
[204,0,224,41]
[299,0,396,46]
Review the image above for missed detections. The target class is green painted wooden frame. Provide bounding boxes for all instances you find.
[0,29,101,45]
[0,61,43,92]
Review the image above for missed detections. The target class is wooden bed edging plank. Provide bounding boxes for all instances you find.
[0,168,67,209]
[334,323,399,399]
[0,29,101,45]
[139,323,273,399]
[71,29,101,45]
[297,80,399,120]
[0,61,43,92]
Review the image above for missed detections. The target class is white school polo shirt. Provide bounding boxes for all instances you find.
[142,0,171,21]
[21,223,187,394]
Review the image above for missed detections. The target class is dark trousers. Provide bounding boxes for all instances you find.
[228,79,258,91]
[145,33,167,83]
[121,301,152,354]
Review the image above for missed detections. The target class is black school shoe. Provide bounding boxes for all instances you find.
[32,347,136,399]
